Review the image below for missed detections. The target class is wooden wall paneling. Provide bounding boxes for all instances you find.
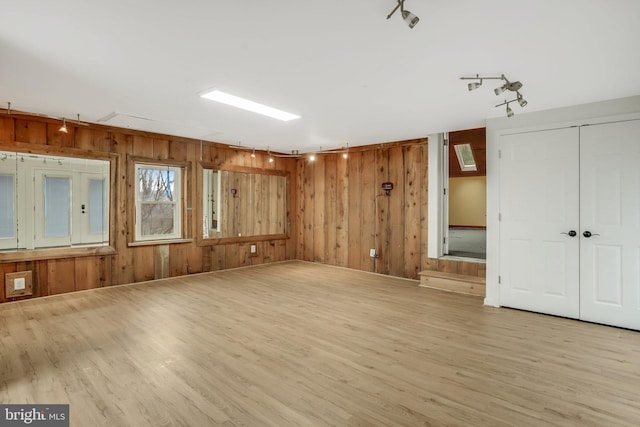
[335,154,349,267]
[460,261,479,277]
[15,119,46,145]
[154,245,170,279]
[273,175,283,235]
[239,171,250,237]
[132,135,154,157]
[74,256,102,291]
[111,133,135,285]
[302,160,314,262]
[169,139,188,161]
[312,155,326,263]
[47,258,76,295]
[153,138,170,160]
[404,144,422,279]
[37,261,49,297]
[324,154,337,265]
[169,244,188,277]
[420,143,430,272]
[374,149,390,275]
[46,122,74,148]
[101,256,112,288]
[360,150,375,272]
[132,246,155,283]
[209,245,226,271]
[269,175,279,235]
[74,128,112,153]
[225,243,241,269]
[185,142,201,271]
[295,158,305,260]
[0,116,15,142]
[347,152,363,270]
[388,146,405,277]
[260,174,270,235]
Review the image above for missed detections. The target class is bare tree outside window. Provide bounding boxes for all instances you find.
[137,167,178,237]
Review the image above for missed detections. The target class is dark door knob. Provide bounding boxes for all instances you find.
[583,231,600,238]
[561,230,577,237]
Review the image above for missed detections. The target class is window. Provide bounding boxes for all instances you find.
[453,143,478,172]
[135,163,183,241]
[0,150,110,251]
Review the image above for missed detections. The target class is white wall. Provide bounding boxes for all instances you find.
[485,95,640,307]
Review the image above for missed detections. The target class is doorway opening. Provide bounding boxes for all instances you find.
[445,128,487,260]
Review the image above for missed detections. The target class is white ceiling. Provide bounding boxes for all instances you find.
[1,1,639,153]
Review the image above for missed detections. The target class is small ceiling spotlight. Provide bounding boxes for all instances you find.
[59,118,68,134]
[506,104,514,118]
[267,149,274,163]
[461,73,528,117]
[250,148,256,158]
[517,92,528,107]
[309,153,316,162]
[387,1,419,29]
[495,99,519,118]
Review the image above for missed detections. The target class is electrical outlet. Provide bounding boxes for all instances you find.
[370,248,377,258]
[250,244,257,254]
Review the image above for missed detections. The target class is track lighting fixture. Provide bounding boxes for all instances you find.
[461,73,528,117]
[387,1,419,29]
[309,154,316,162]
[59,118,68,134]
[268,149,274,163]
[250,148,256,158]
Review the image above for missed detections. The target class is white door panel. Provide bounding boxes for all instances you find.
[499,127,580,318]
[580,120,640,330]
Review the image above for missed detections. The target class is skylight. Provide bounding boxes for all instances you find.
[453,143,477,172]
[200,90,300,122]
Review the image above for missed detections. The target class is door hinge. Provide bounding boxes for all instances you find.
[499,213,502,221]
[443,188,447,195]
[498,276,501,284]
[443,237,446,244]
[498,149,502,159]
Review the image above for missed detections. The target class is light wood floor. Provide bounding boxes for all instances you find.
[1,261,639,426]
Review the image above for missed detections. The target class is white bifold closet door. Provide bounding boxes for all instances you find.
[499,127,580,319]
[579,121,640,330]
[499,120,640,330]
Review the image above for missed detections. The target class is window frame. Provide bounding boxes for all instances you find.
[0,145,117,263]
[129,157,191,245]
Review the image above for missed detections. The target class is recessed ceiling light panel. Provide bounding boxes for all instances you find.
[201,90,300,122]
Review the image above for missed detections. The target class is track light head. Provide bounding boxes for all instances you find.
[309,154,316,162]
[506,105,514,118]
[59,118,68,134]
[250,148,256,158]
[387,1,419,28]
[494,85,507,96]
[517,92,528,107]
[402,10,419,28]
[468,81,482,91]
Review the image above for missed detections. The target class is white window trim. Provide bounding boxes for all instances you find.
[134,163,183,242]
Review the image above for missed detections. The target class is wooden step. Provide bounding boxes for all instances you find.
[418,270,486,297]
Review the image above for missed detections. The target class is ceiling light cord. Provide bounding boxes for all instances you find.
[461,73,527,117]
